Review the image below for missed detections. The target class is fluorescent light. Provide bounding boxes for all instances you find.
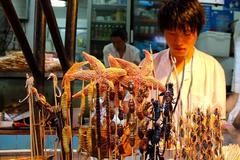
[51,0,66,7]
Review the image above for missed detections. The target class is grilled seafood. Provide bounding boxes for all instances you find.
[69,52,127,98]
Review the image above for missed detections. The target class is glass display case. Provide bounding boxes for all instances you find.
[131,0,167,59]
[88,0,130,61]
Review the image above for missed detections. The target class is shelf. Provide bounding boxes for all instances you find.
[89,1,129,64]
[92,20,126,24]
[135,3,161,8]
[134,33,156,40]
[92,4,127,10]
[134,16,158,24]
[91,39,110,42]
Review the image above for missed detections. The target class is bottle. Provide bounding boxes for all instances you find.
[95,24,99,39]
[92,8,96,21]
[107,24,112,38]
[99,24,103,39]
[103,24,108,40]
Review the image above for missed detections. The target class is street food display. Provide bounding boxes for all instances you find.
[0,51,61,72]
[20,51,238,160]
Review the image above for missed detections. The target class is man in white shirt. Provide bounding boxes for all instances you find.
[103,29,141,67]
[152,48,226,118]
[155,0,226,119]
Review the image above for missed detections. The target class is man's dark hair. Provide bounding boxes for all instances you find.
[111,28,128,41]
[158,0,205,35]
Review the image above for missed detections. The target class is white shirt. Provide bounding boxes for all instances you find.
[152,48,226,119]
[228,21,240,123]
[103,43,141,67]
[232,21,240,93]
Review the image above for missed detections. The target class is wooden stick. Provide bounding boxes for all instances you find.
[115,107,118,160]
[96,83,101,160]
[132,147,134,160]
[154,144,156,160]
[28,84,34,159]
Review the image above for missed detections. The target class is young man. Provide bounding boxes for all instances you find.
[103,28,141,67]
[154,0,226,118]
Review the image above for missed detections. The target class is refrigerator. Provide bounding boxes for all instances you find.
[131,0,167,59]
[87,0,131,61]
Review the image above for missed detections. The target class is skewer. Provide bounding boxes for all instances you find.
[132,147,134,160]
[54,140,58,160]
[149,43,155,78]
[115,106,118,160]
[80,80,85,126]
[154,144,156,160]
[26,75,34,159]
[96,83,101,160]
[106,88,111,159]
[39,110,44,157]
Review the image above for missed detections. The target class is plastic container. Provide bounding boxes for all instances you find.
[196,31,231,57]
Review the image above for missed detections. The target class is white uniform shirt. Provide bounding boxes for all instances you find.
[228,21,240,123]
[152,48,226,119]
[103,43,141,67]
[232,21,240,93]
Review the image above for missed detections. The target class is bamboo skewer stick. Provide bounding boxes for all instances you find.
[96,83,101,160]
[115,106,118,160]
[106,89,110,159]
[132,147,134,160]
[143,151,146,160]
[26,75,34,159]
[154,144,157,160]
[39,110,44,157]
[29,89,34,159]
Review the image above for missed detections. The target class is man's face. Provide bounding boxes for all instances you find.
[111,36,125,51]
[164,28,198,57]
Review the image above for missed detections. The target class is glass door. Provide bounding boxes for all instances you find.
[88,0,129,61]
[131,0,166,59]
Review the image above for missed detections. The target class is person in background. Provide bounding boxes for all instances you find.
[103,28,141,67]
[227,20,240,126]
[224,20,240,145]
[152,0,226,119]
